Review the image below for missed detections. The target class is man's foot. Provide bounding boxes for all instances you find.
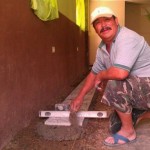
[103,133,136,146]
[104,129,136,147]
[109,108,147,134]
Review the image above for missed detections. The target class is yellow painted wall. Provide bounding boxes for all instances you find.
[57,0,76,23]
[57,0,125,65]
[89,0,125,65]
[125,2,150,44]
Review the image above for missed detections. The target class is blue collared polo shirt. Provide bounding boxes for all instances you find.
[92,26,150,77]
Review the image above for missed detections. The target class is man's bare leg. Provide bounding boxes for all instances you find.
[104,110,136,144]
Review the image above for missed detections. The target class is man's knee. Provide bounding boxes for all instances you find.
[101,80,132,113]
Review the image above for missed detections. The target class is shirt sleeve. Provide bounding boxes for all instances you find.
[113,36,144,72]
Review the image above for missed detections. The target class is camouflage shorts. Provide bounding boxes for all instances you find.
[101,76,150,113]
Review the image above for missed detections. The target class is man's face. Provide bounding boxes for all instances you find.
[93,16,119,43]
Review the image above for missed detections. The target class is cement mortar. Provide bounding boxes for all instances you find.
[36,122,86,141]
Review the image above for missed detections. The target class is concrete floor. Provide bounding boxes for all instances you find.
[2,78,150,150]
[2,102,150,150]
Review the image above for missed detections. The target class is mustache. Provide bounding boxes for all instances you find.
[100,26,112,33]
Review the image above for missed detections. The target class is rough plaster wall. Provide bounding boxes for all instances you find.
[0,0,88,149]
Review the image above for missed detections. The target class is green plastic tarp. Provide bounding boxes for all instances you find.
[31,0,59,21]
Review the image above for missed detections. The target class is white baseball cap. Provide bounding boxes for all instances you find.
[91,7,116,24]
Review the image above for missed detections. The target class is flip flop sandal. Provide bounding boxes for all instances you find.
[103,133,136,147]
[109,108,147,134]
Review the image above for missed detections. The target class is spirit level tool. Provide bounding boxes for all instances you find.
[39,111,108,118]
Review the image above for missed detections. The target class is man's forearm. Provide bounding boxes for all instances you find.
[77,72,96,98]
[97,66,129,81]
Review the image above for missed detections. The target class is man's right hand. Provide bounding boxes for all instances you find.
[70,96,83,112]
[70,72,96,112]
